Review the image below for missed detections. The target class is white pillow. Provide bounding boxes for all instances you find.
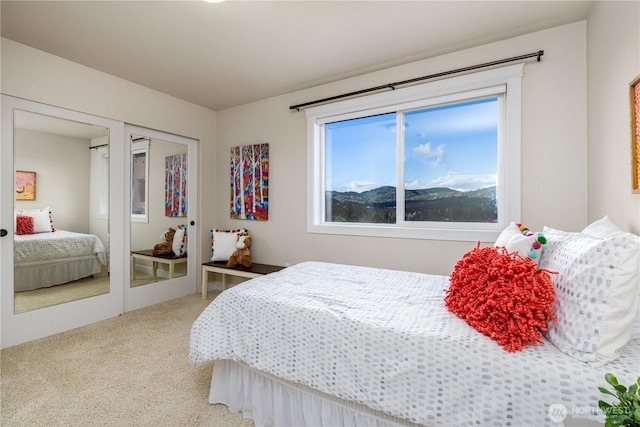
[210,228,246,262]
[539,225,638,366]
[581,216,640,340]
[172,225,187,258]
[494,222,546,264]
[15,207,54,233]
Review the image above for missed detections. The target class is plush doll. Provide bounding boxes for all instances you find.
[227,230,252,268]
[152,227,176,256]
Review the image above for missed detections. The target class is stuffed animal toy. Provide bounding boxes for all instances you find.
[227,230,252,268]
[152,227,176,256]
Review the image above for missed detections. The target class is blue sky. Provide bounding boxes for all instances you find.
[325,98,498,193]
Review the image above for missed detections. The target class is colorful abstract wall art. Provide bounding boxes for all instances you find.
[165,153,187,217]
[15,171,36,201]
[230,143,269,220]
[632,75,640,193]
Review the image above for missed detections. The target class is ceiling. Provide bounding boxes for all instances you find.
[1,0,594,111]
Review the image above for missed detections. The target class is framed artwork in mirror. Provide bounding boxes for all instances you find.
[632,74,640,194]
[15,170,36,200]
[165,153,187,217]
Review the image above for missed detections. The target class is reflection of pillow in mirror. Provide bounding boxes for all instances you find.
[16,207,54,233]
[16,215,35,235]
[211,228,246,262]
[172,225,187,258]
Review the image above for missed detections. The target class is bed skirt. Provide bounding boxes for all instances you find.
[209,360,602,427]
[14,255,102,292]
[210,360,422,427]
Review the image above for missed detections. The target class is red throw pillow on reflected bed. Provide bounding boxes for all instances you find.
[16,214,35,235]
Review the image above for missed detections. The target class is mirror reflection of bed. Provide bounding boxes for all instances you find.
[13,110,111,314]
[129,136,189,287]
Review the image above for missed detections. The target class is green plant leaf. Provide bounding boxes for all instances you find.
[608,415,625,426]
[614,384,628,394]
[599,375,640,427]
[606,373,620,386]
[600,387,617,397]
[600,400,613,410]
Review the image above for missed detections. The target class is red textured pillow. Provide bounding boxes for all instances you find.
[444,243,557,352]
[16,215,35,235]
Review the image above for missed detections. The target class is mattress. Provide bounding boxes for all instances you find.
[190,261,640,426]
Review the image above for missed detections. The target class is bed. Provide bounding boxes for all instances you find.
[14,230,108,292]
[190,219,640,427]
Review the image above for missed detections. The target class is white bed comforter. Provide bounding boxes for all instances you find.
[14,230,107,266]
[190,261,640,426]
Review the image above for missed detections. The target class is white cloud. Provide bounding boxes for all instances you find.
[333,180,380,193]
[414,142,445,158]
[405,172,496,192]
[413,142,445,166]
[427,171,496,191]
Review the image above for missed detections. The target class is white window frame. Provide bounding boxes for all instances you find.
[306,63,523,242]
[130,139,149,223]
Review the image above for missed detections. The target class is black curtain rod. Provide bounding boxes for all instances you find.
[289,50,544,111]
[89,143,108,150]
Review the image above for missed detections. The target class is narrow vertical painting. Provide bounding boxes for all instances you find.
[631,75,640,193]
[16,171,36,200]
[230,143,269,220]
[165,153,187,217]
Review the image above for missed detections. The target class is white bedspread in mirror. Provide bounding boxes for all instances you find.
[14,230,107,291]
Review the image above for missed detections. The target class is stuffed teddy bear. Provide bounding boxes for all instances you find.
[152,227,176,256]
[227,230,252,268]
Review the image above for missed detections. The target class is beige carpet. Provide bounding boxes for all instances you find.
[14,270,110,314]
[1,293,255,427]
[14,271,170,314]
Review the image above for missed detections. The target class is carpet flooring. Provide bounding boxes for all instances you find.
[1,293,254,427]
[14,270,110,314]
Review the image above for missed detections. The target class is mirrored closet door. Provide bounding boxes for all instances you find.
[124,125,198,312]
[1,95,125,349]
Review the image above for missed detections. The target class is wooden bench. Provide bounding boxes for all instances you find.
[201,261,285,299]
[131,249,187,280]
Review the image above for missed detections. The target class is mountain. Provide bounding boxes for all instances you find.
[325,186,497,223]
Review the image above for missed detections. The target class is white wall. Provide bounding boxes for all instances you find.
[1,37,217,291]
[587,1,640,234]
[14,129,91,233]
[216,22,588,275]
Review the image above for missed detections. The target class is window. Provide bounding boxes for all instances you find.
[307,64,523,241]
[97,146,109,219]
[131,139,149,223]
